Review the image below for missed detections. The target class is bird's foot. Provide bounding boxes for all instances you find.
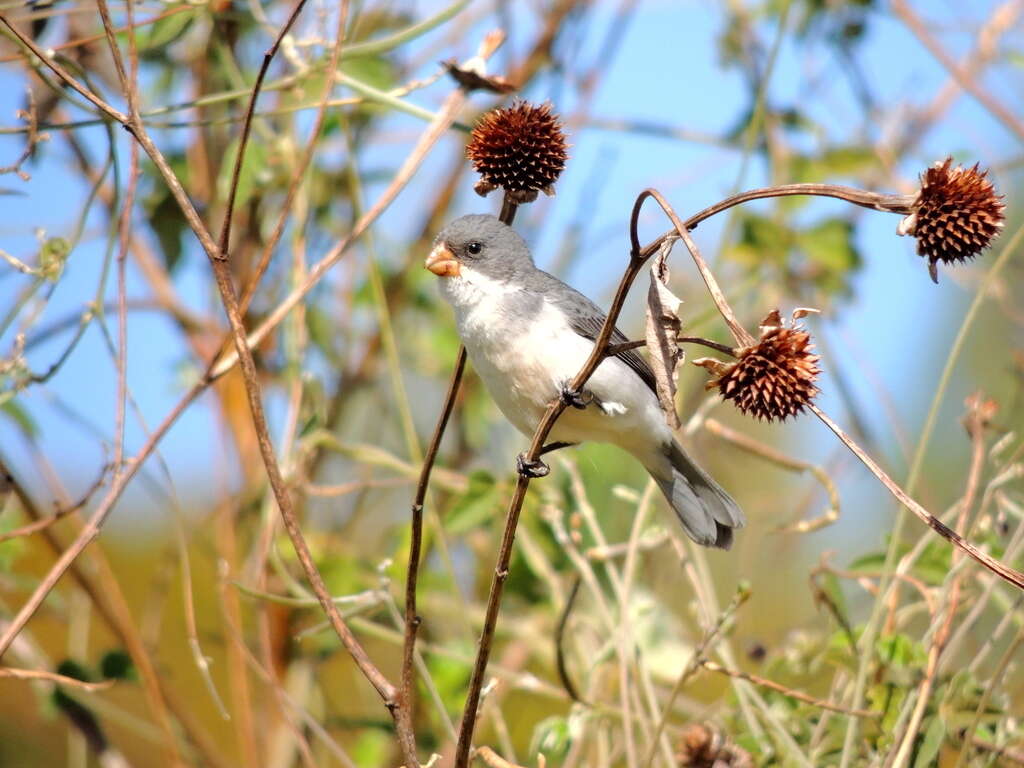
[560,382,594,410]
[516,453,550,478]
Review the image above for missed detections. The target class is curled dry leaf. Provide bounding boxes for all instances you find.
[442,59,517,94]
[644,237,684,429]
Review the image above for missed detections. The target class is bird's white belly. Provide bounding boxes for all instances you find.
[456,298,669,456]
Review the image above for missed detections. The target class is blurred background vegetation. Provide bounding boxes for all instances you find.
[0,0,1022,766]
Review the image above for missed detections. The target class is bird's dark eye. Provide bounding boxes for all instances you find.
[465,241,482,255]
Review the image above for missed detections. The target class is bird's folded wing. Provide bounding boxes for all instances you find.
[547,287,658,395]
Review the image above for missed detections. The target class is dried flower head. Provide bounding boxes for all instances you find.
[676,723,753,768]
[694,309,821,422]
[466,101,568,204]
[897,157,1005,283]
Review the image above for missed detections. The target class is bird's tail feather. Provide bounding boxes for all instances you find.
[648,440,744,549]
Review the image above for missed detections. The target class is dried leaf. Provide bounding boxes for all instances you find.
[442,58,517,94]
[645,239,684,429]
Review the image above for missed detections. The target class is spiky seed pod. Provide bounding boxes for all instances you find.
[465,101,568,204]
[676,723,753,768]
[897,157,1005,283]
[694,309,821,422]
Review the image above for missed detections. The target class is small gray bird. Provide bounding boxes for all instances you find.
[426,214,744,548]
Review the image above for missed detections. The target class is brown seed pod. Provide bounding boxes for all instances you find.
[676,723,753,768]
[465,101,568,204]
[898,157,1005,283]
[694,309,821,422]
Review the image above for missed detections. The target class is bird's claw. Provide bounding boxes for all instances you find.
[560,382,593,410]
[516,453,550,478]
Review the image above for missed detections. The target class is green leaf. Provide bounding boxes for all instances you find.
[446,470,499,535]
[529,716,573,764]
[876,633,925,668]
[39,237,70,281]
[99,650,135,681]
[913,716,945,768]
[1,400,38,438]
[847,551,886,572]
[134,8,194,54]
[727,213,791,266]
[216,137,269,213]
[341,55,396,94]
[144,189,188,273]
[798,218,859,273]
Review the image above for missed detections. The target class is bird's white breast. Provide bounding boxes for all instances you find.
[439,265,670,458]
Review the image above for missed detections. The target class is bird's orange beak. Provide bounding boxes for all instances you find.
[425,242,460,277]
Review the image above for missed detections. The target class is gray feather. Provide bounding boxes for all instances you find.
[650,441,745,549]
[531,271,659,395]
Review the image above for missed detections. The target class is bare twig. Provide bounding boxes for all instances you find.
[400,345,466,750]
[632,189,754,346]
[809,404,1024,590]
[892,0,1024,142]
[698,660,878,718]
[218,0,312,259]
[406,183,516,751]
[0,666,115,692]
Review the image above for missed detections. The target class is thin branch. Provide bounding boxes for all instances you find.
[633,188,754,346]
[218,0,311,259]
[698,660,878,718]
[0,16,128,123]
[401,346,466,734]
[893,0,1024,141]
[0,666,115,692]
[407,185,516,756]
[809,403,1024,590]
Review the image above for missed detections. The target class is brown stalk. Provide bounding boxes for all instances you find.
[809,404,1024,589]
[892,0,1024,142]
[217,0,311,259]
[0,667,116,691]
[402,195,517,748]
[889,399,990,768]
[400,345,466,731]
[698,660,878,718]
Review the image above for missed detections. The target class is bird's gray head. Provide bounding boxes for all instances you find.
[425,214,535,284]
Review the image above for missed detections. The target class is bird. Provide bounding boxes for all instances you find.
[425,214,744,548]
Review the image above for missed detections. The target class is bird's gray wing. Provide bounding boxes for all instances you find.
[536,271,658,395]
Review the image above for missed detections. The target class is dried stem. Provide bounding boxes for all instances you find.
[809,403,1024,590]
[404,194,517,754]
[698,660,878,718]
[0,666,116,692]
[217,0,311,258]
[632,188,755,346]
[400,345,467,755]
[892,0,1024,142]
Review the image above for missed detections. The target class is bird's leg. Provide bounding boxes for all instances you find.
[515,442,576,479]
[559,381,594,410]
[516,453,550,478]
